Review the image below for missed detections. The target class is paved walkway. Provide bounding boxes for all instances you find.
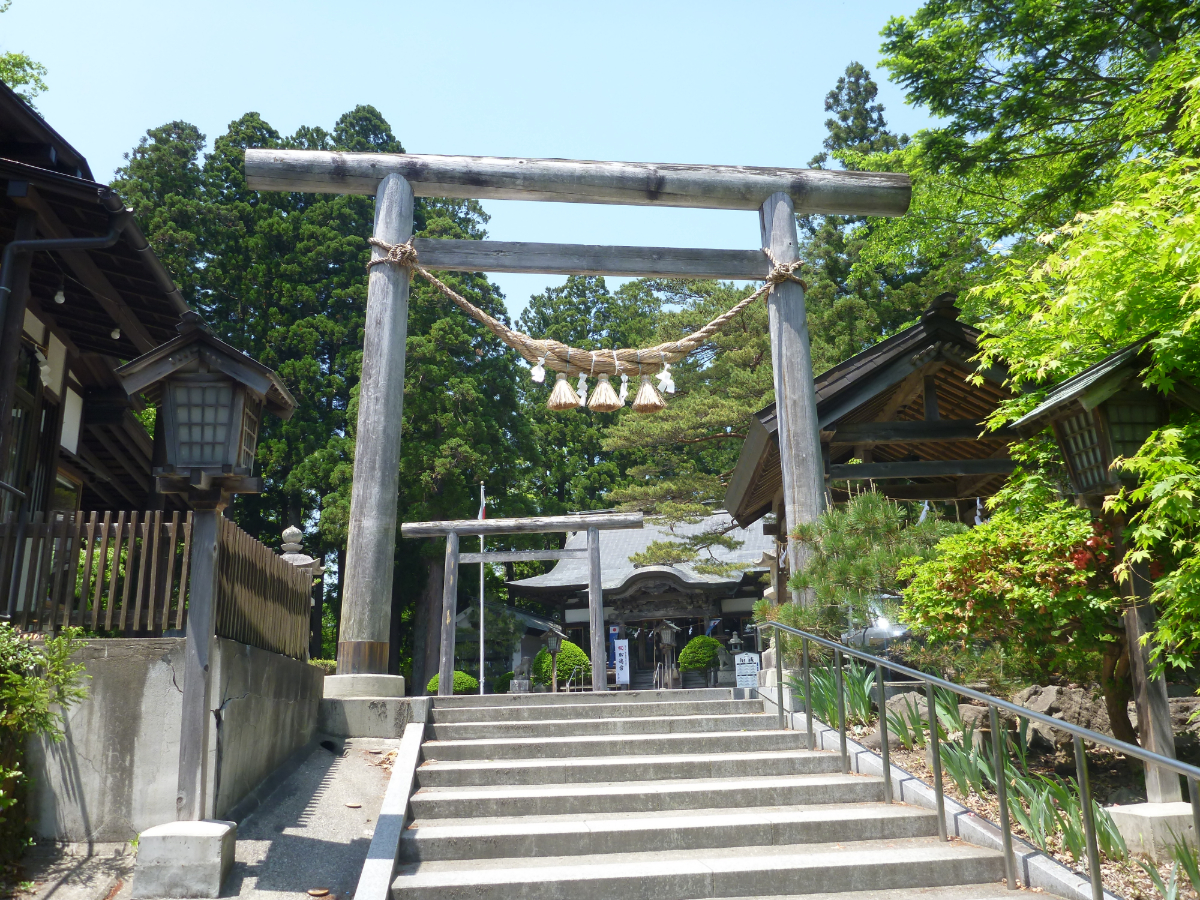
[14,736,395,900]
[225,737,395,900]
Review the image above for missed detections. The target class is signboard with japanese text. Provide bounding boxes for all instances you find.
[614,639,630,685]
[735,651,760,689]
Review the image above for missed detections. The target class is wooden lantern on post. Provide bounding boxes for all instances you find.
[116,311,297,509]
[115,311,296,821]
[1013,337,1200,803]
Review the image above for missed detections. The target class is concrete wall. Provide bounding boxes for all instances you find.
[29,639,186,843]
[207,638,324,819]
[28,637,323,842]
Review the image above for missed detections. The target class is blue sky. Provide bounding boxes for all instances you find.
[4,0,933,317]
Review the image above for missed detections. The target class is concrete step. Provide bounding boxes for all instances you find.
[430,688,733,709]
[430,698,763,723]
[409,773,884,819]
[417,749,838,788]
[399,802,940,861]
[426,713,783,741]
[422,729,807,762]
[390,837,1006,900]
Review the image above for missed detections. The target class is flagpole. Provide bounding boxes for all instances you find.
[479,483,486,695]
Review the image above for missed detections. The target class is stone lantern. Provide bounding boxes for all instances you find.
[281,526,326,661]
[1014,337,1200,841]
[542,626,565,693]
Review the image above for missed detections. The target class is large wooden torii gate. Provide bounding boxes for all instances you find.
[244,150,911,678]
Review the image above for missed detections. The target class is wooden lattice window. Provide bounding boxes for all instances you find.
[239,396,262,470]
[1106,399,1161,460]
[173,382,233,465]
[1060,411,1106,491]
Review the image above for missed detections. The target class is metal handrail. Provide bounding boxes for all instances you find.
[754,619,1200,899]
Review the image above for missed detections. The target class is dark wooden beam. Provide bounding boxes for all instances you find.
[12,185,157,352]
[87,425,152,492]
[830,419,1016,444]
[830,459,1017,480]
[878,484,969,501]
[923,375,940,421]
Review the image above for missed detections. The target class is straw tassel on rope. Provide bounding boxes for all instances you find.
[365,237,805,414]
[547,371,580,411]
[588,373,623,412]
[631,375,665,414]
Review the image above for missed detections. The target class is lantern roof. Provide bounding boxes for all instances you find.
[115,312,297,420]
[1011,337,1200,437]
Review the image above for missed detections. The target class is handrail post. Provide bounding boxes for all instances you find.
[876,661,892,803]
[1074,735,1103,900]
[926,681,947,841]
[834,648,848,773]
[1190,778,1200,855]
[774,624,786,730]
[990,705,1016,890]
[802,637,814,750]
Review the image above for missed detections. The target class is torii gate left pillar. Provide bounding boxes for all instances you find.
[337,173,413,674]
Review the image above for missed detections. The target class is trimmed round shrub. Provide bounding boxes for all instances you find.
[493,671,515,694]
[310,659,337,675]
[532,640,591,687]
[678,635,722,671]
[426,671,479,694]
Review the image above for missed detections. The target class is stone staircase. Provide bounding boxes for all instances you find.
[392,688,1012,899]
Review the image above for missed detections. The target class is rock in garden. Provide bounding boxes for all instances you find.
[1013,684,1111,750]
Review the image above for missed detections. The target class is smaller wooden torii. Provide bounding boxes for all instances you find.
[401,511,643,695]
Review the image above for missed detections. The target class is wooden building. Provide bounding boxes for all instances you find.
[724,296,1016,538]
[507,512,772,682]
[0,80,189,520]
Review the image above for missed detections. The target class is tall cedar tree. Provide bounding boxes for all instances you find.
[112,108,532,684]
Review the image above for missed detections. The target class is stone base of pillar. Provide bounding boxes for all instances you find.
[1107,802,1198,861]
[132,820,236,899]
[323,673,406,699]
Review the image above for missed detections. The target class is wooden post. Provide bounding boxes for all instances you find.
[337,173,414,675]
[177,505,221,820]
[760,192,825,604]
[587,527,607,692]
[0,210,37,482]
[438,532,460,697]
[1126,577,1182,802]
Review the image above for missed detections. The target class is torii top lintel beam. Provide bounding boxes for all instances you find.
[244,150,911,218]
[401,511,643,539]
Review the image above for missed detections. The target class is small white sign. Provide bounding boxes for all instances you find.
[735,651,760,689]
[614,639,630,685]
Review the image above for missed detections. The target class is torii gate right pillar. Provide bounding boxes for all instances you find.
[760,192,825,605]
